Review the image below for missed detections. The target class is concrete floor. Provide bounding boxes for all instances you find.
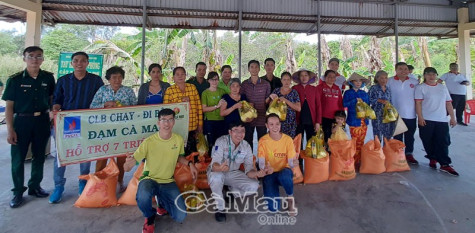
[0,120,475,233]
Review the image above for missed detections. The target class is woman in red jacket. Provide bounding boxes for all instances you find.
[292,69,322,143]
[317,70,344,143]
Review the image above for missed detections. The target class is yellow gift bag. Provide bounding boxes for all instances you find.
[266,98,287,121]
[238,101,257,122]
[383,102,399,123]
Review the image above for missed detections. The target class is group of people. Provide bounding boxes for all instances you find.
[2,46,468,233]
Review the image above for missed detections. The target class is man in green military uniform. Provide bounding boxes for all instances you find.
[2,46,55,208]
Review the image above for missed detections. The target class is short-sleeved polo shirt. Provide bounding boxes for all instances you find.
[387,76,419,119]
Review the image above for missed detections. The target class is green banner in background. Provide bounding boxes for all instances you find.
[57,52,104,78]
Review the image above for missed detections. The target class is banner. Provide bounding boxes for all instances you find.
[55,103,190,166]
[57,52,104,78]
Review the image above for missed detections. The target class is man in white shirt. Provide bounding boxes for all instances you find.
[387,62,420,165]
[208,122,262,222]
[438,63,470,126]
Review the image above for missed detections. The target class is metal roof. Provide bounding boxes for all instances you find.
[0,0,469,37]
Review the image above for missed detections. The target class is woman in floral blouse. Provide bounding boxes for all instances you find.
[368,70,395,143]
[269,72,300,138]
[90,66,137,192]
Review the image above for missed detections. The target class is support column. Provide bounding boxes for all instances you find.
[238,2,243,79]
[141,0,147,85]
[394,3,399,63]
[317,0,322,76]
[458,7,472,99]
[1,0,42,46]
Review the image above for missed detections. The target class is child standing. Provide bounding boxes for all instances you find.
[343,73,370,167]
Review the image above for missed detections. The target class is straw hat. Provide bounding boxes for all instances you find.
[347,72,368,82]
[291,68,317,84]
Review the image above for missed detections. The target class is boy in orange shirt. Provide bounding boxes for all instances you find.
[257,113,297,216]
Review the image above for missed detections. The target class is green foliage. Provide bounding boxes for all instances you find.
[0,31,24,55]
[41,28,89,61]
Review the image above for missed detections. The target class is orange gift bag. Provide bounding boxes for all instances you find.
[292,134,303,184]
[174,153,197,192]
[360,136,386,174]
[383,138,410,172]
[117,162,144,205]
[328,138,357,181]
[75,159,120,208]
[303,153,329,184]
[195,155,211,190]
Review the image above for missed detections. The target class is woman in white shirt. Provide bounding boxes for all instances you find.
[415,67,458,176]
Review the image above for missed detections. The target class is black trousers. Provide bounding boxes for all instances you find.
[418,120,452,165]
[450,94,466,123]
[321,117,334,144]
[11,114,50,195]
[393,118,416,155]
[244,124,267,151]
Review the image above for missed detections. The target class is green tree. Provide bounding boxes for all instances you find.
[41,28,89,60]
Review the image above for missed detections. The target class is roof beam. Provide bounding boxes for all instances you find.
[0,0,41,12]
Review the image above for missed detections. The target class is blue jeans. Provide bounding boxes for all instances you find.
[136,179,187,222]
[53,156,91,187]
[262,168,293,211]
[52,127,90,188]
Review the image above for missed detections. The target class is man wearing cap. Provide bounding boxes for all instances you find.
[208,122,262,222]
[438,63,470,126]
[415,67,459,176]
[49,51,104,204]
[2,46,55,208]
[319,58,347,92]
[260,58,282,91]
[387,62,420,165]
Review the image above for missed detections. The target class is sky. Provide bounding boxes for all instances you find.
[0,21,340,43]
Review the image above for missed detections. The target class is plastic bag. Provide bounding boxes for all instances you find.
[303,153,329,184]
[174,153,198,192]
[383,102,399,123]
[239,101,257,122]
[356,98,376,120]
[75,159,120,208]
[118,162,144,205]
[383,138,410,172]
[182,184,206,212]
[328,138,357,181]
[331,126,349,141]
[356,99,367,119]
[196,133,209,156]
[266,98,287,121]
[360,136,386,174]
[305,128,327,159]
[365,106,377,120]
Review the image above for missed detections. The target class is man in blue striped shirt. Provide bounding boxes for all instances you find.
[50,51,104,204]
